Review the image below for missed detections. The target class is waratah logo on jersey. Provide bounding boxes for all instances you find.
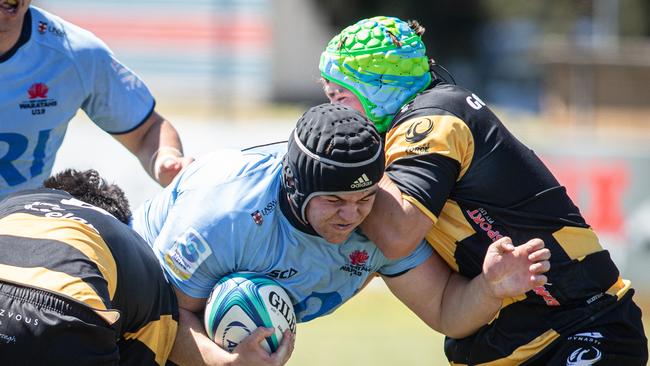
[340,249,372,277]
[28,83,48,99]
[349,250,369,266]
[20,83,57,115]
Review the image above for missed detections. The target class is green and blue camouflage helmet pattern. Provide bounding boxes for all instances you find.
[319,16,432,133]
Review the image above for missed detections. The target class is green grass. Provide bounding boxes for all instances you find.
[287,280,447,366]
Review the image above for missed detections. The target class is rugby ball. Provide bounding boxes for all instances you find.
[204,272,296,353]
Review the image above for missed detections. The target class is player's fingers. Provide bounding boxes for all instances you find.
[272,330,295,364]
[530,274,548,287]
[523,238,545,254]
[528,247,551,262]
[249,327,275,344]
[492,236,514,253]
[529,260,550,274]
[159,157,181,171]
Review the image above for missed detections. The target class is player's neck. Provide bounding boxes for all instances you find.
[0,31,19,56]
[0,11,28,58]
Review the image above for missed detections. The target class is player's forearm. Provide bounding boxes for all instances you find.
[114,110,185,183]
[170,308,235,366]
[139,114,185,176]
[439,273,501,338]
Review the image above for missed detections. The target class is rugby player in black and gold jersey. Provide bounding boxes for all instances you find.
[0,169,178,365]
[319,16,648,366]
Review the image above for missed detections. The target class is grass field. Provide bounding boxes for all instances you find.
[287,279,447,366]
[286,279,650,366]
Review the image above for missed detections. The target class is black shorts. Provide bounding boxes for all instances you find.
[523,290,648,366]
[0,281,119,366]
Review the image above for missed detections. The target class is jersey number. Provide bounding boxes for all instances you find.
[0,129,52,186]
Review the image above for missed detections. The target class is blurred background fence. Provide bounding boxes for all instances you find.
[35,0,650,364]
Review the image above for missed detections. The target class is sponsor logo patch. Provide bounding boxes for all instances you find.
[164,228,212,280]
[36,21,65,37]
[405,142,430,155]
[533,285,561,306]
[566,346,602,365]
[23,199,102,233]
[466,208,504,242]
[405,118,434,143]
[568,332,604,345]
[251,210,263,225]
[267,268,298,279]
[250,199,278,225]
[110,59,144,90]
[0,308,40,328]
[350,174,372,189]
[37,21,47,34]
[466,93,486,110]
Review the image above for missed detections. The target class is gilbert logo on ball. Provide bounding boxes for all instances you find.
[204,272,296,353]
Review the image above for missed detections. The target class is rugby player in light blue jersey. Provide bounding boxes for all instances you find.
[0,1,193,199]
[132,104,551,366]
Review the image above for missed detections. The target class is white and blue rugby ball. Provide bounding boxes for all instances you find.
[204,272,296,353]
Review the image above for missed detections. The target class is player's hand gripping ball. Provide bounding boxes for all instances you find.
[204,272,296,353]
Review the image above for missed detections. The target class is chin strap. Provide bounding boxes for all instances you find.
[278,185,318,237]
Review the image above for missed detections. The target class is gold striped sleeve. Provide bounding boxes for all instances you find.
[385,114,475,180]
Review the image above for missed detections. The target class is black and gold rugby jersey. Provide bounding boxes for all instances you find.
[0,189,178,366]
[385,81,631,365]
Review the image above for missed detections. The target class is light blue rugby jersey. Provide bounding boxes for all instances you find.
[0,7,154,198]
[132,144,433,322]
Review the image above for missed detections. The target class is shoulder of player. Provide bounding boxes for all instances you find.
[173,171,282,230]
[179,150,283,192]
[30,7,112,61]
[390,83,488,131]
[0,188,70,213]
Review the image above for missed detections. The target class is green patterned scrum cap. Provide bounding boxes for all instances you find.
[319,16,432,133]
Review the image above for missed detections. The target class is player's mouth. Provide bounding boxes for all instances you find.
[334,223,354,231]
[1,0,20,16]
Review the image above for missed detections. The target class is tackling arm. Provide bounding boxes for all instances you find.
[383,237,550,339]
[360,175,433,259]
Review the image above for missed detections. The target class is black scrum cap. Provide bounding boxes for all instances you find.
[281,103,384,222]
